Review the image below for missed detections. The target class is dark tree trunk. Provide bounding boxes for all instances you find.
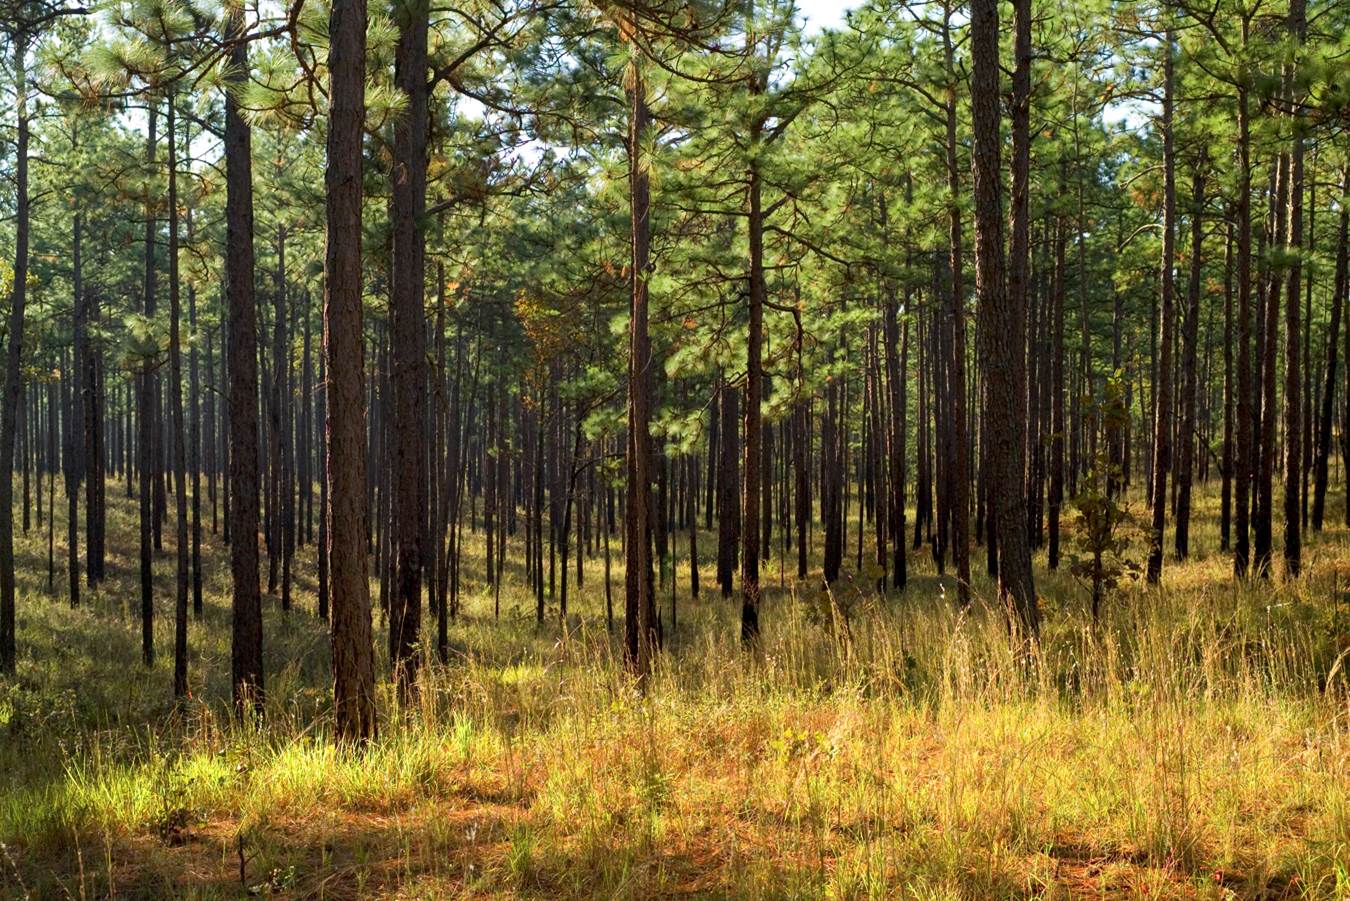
[793,389,808,580]
[1146,32,1176,585]
[1048,214,1066,570]
[1311,172,1347,530]
[325,0,377,740]
[1175,157,1204,559]
[1011,0,1041,571]
[717,381,739,596]
[884,279,907,590]
[822,377,843,583]
[971,0,1036,633]
[741,91,767,643]
[389,0,429,697]
[914,313,931,551]
[301,297,313,548]
[168,96,191,698]
[1255,155,1286,578]
[224,3,264,713]
[268,228,293,611]
[1220,218,1234,549]
[687,455,699,598]
[84,287,104,587]
[317,346,329,621]
[139,104,158,668]
[1282,0,1306,576]
[189,283,203,617]
[1233,71,1254,577]
[68,193,84,610]
[942,1,970,603]
[624,48,659,677]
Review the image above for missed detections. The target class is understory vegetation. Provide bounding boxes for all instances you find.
[2,486,1348,899]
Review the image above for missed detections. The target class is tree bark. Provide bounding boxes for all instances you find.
[225,3,264,714]
[1255,154,1286,578]
[970,0,1036,633]
[1311,171,1347,530]
[941,0,970,603]
[1175,156,1204,559]
[1233,62,1254,577]
[1281,0,1306,576]
[325,0,377,741]
[68,181,84,610]
[168,95,191,698]
[741,70,767,642]
[389,0,429,697]
[624,46,659,677]
[139,103,158,667]
[1146,30,1176,585]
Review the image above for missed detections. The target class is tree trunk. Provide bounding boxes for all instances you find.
[168,95,191,698]
[225,4,264,713]
[1048,214,1066,569]
[942,0,970,603]
[1146,31,1176,585]
[741,82,766,642]
[1220,218,1234,549]
[389,0,429,697]
[1233,67,1254,577]
[1311,171,1347,529]
[1255,154,1286,578]
[717,381,739,596]
[325,0,377,740]
[624,45,659,677]
[68,191,84,610]
[1282,0,1306,576]
[970,0,1036,633]
[1175,156,1204,559]
[139,103,158,668]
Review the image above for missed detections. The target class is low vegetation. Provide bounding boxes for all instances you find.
[3,488,1348,898]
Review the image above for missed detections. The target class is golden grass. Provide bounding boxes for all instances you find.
[0,479,1348,898]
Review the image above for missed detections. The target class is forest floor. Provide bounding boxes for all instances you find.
[1,483,1349,899]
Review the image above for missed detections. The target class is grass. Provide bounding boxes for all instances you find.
[1,477,1349,898]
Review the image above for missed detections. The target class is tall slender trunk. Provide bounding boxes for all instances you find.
[1255,154,1287,577]
[389,0,429,697]
[1175,156,1204,559]
[190,278,202,621]
[68,179,84,610]
[139,103,158,667]
[1049,214,1066,569]
[225,2,264,713]
[884,273,907,590]
[1011,0,1040,570]
[1282,0,1306,576]
[1311,171,1347,529]
[84,285,104,587]
[325,0,377,740]
[822,377,843,582]
[741,74,766,643]
[624,44,659,676]
[942,0,970,603]
[1146,31,1176,585]
[717,381,739,595]
[1220,218,1234,549]
[168,95,191,698]
[1233,62,1254,577]
[971,0,1036,633]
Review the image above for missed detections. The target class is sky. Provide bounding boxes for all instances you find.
[796,0,854,34]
